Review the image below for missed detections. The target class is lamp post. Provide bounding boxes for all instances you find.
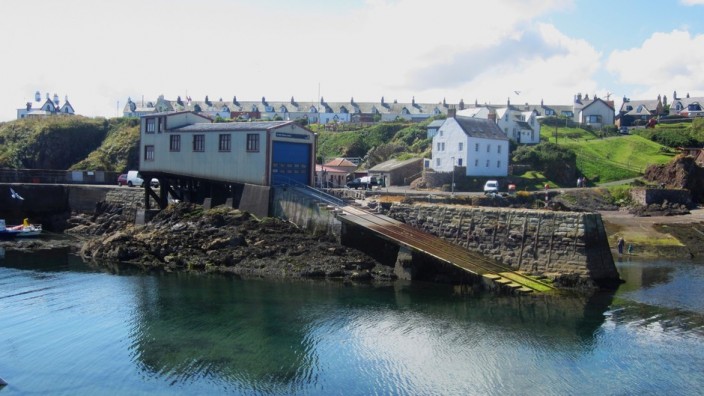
[451,156,455,197]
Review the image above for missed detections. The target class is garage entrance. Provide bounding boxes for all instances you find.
[271,141,311,185]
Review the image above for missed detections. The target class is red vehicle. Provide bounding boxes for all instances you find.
[117,174,128,186]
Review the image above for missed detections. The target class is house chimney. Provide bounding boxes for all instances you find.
[447,106,456,118]
[488,113,497,121]
[26,102,31,111]
[459,99,465,110]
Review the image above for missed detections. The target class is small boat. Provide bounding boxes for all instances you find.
[0,218,42,238]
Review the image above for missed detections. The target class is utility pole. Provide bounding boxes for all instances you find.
[555,120,558,144]
[451,156,455,197]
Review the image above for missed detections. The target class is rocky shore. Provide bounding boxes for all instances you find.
[3,189,703,287]
[67,202,396,282]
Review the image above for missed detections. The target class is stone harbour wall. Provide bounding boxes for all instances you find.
[387,203,619,285]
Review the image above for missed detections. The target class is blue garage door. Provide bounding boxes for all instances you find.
[272,141,311,185]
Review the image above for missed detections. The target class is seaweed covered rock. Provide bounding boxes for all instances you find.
[78,203,396,282]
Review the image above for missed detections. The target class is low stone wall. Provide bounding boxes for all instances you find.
[630,188,692,206]
[387,203,619,286]
[271,187,342,238]
[103,188,148,220]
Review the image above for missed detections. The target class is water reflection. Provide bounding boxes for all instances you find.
[127,275,616,390]
[2,252,704,394]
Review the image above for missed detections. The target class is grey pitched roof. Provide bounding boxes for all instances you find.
[428,120,445,128]
[620,99,660,113]
[172,121,293,132]
[580,97,615,111]
[369,157,423,172]
[453,116,509,140]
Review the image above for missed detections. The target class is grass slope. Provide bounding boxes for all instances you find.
[540,125,673,183]
[0,116,108,169]
[70,118,141,171]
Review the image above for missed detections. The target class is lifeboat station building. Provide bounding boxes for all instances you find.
[138,111,316,217]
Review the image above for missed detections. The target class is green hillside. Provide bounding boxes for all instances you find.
[70,118,140,171]
[540,124,674,183]
[314,119,433,168]
[0,117,108,169]
[0,116,139,171]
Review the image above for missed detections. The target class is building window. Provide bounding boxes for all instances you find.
[439,130,443,137]
[486,160,490,167]
[170,135,180,152]
[474,159,479,167]
[219,134,231,152]
[144,145,154,161]
[487,144,491,153]
[146,118,155,133]
[193,134,205,152]
[475,143,479,152]
[586,115,602,123]
[157,117,164,133]
[497,160,501,168]
[459,142,463,151]
[441,142,445,151]
[458,158,463,166]
[247,134,259,152]
[498,145,502,154]
[436,158,441,167]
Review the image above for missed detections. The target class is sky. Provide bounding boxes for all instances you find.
[2,0,704,121]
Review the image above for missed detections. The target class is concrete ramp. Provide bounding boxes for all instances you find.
[338,205,556,293]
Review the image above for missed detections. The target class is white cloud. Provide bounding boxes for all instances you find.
[681,0,704,5]
[0,0,599,122]
[606,30,704,100]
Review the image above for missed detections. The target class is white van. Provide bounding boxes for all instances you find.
[126,170,145,187]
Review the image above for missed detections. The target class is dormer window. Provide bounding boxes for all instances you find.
[279,105,288,113]
[251,105,259,112]
[309,106,318,113]
[340,106,349,114]
[626,105,633,111]
[402,107,410,115]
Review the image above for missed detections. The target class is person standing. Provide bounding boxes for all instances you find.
[617,237,625,255]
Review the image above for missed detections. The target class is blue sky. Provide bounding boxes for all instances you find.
[1,0,704,121]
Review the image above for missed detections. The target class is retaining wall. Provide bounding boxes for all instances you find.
[271,187,342,237]
[387,203,619,285]
[630,188,692,206]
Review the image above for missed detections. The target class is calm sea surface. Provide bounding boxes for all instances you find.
[1,251,703,395]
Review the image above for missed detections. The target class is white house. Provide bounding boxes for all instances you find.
[457,103,539,144]
[139,111,317,187]
[576,97,615,128]
[17,91,75,119]
[431,116,509,177]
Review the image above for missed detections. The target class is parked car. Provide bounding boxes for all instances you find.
[346,176,378,190]
[125,170,159,188]
[117,173,128,186]
[619,126,630,135]
[483,180,499,194]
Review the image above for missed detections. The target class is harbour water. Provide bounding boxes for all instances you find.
[1,251,703,395]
